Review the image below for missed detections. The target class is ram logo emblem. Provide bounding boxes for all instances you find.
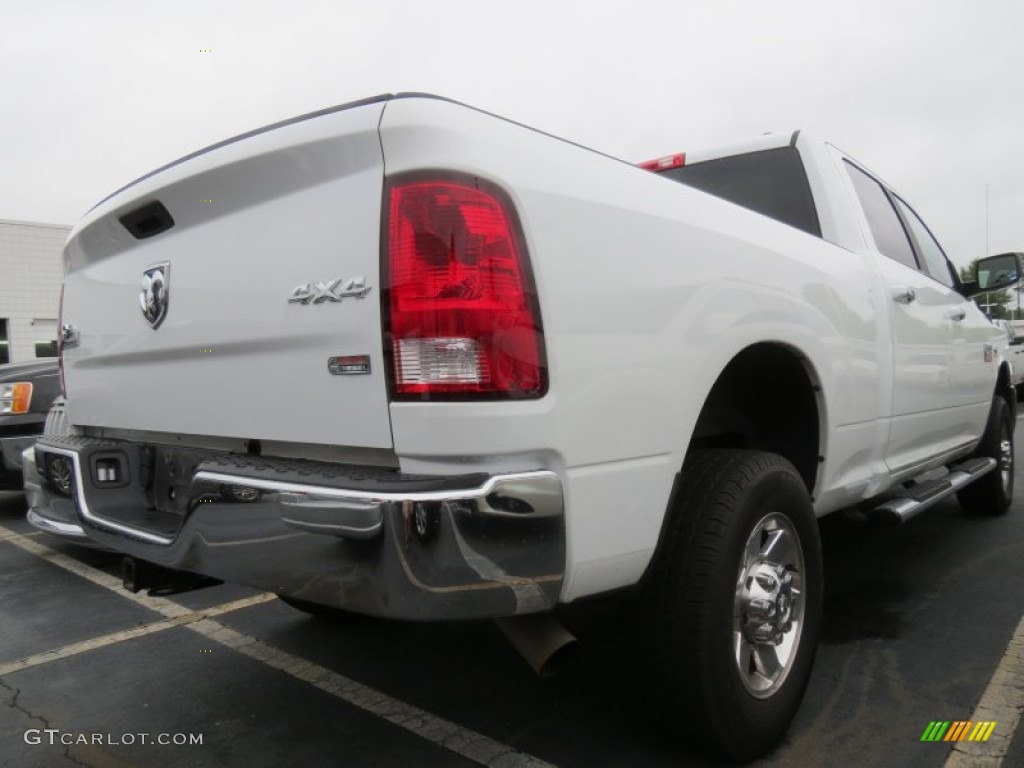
[288,277,372,305]
[139,262,170,329]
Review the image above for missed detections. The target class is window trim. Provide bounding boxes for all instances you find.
[889,193,957,290]
[843,159,921,271]
[31,318,58,359]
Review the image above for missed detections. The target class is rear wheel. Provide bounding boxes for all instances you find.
[638,449,823,762]
[957,395,1014,516]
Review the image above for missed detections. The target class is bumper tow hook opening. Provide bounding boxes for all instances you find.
[493,614,578,678]
[121,557,223,597]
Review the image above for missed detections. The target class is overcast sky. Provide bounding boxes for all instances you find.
[3,0,1021,266]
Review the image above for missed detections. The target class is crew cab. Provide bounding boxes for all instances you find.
[29,94,1018,761]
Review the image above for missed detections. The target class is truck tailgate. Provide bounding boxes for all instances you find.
[61,99,393,449]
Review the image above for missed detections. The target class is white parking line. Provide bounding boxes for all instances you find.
[945,613,1024,767]
[185,618,556,768]
[0,525,558,768]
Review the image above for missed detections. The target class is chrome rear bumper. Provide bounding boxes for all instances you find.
[31,436,565,620]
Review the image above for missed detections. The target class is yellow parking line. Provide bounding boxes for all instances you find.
[0,528,41,543]
[0,595,274,677]
[199,593,277,617]
[946,613,1024,766]
[1,532,193,616]
[0,524,558,768]
[0,619,182,677]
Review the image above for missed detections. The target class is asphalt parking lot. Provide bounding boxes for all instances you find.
[1,437,1023,768]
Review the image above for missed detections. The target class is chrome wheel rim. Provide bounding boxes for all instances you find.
[733,512,806,699]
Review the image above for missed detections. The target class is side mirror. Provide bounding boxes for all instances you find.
[975,252,1022,292]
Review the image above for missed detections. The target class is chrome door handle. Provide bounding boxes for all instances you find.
[945,307,967,321]
[891,286,917,304]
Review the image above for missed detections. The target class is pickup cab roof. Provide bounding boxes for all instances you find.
[681,130,798,165]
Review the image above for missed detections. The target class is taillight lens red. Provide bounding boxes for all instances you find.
[385,175,547,400]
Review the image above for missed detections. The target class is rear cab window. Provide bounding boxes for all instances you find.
[659,146,822,238]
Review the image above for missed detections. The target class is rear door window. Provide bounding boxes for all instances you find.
[844,161,918,270]
[891,196,955,288]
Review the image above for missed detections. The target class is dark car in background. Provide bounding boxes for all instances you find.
[0,360,60,490]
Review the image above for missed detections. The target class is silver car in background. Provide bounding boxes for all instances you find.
[991,319,1024,389]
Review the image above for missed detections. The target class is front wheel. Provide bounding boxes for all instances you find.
[637,450,823,762]
[957,395,1014,516]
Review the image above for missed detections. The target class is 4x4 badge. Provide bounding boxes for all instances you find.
[139,262,170,329]
[288,277,372,305]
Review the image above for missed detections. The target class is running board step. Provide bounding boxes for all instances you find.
[868,457,997,525]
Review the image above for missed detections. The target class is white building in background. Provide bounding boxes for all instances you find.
[0,219,69,365]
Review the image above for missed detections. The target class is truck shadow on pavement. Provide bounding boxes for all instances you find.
[1,486,1020,768]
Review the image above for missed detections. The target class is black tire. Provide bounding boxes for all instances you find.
[277,595,349,621]
[957,395,1014,516]
[637,450,823,762]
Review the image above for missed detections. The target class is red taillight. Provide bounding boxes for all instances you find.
[638,152,685,172]
[384,175,547,400]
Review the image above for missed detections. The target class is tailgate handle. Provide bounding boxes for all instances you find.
[119,201,175,240]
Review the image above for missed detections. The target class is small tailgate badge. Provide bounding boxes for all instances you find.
[328,355,371,375]
[289,277,371,305]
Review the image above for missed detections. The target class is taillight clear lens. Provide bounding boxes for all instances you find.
[385,176,547,400]
[0,382,33,414]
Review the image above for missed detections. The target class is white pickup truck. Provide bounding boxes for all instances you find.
[30,94,1018,761]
